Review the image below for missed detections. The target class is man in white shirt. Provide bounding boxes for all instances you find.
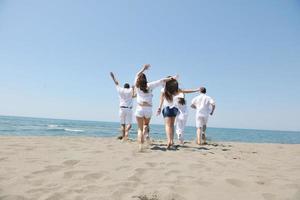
[110,72,135,141]
[191,87,216,145]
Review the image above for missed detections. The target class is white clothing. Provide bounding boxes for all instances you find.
[135,105,153,118]
[119,108,132,124]
[135,75,164,106]
[191,94,215,117]
[160,88,180,109]
[196,116,208,128]
[116,85,133,107]
[176,114,188,141]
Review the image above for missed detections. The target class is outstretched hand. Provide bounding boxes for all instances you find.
[110,72,114,78]
[156,108,162,116]
[143,64,151,70]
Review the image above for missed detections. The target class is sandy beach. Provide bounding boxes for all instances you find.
[0,136,299,200]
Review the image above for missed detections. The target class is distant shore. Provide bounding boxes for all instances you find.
[0,136,299,200]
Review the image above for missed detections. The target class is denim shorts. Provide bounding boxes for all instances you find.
[162,106,179,118]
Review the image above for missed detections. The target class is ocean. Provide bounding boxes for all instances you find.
[0,115,299,144]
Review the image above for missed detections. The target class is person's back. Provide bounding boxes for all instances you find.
[192,93,214,117]
[191,87,216,145]
[110,72,134,141]
[116,86,133,108]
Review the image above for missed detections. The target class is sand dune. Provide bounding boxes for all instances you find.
[0,136,299,200]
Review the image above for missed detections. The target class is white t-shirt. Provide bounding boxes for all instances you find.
[116,85,133,107]
[191,94,215,117]
[135,75,164,105]
[161,88,177,108]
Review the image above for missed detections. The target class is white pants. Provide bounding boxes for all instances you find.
[196,116,208,128]
[176,118,187,141]
[135,105,152,118]
[176,113,188,141]
[119,108,132,124]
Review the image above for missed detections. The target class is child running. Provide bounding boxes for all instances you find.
[175,93,188,144]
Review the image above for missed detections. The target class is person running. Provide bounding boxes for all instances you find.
[191,87,216,145]
[134,64,176,149]
[157,78,199,149]
[110,72,135,141]
[175,93,188,144]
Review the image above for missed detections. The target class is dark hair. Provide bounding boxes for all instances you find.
[178,98,186,105]
[124,83,130,89]
[136,73,148,93]
[164,78,179,102]
[200,87,206,94]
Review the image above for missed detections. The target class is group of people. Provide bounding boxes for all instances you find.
[110,64,216,150]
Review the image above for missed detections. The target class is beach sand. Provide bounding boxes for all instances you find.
[0,136,299,200]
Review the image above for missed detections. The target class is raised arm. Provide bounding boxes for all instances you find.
[110,72,119,85]
[134,64,150,86]
[132,86,137,98]
[136,64,150,77]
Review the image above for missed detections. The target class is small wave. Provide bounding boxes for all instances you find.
[64,128,84,132]
[47,124,59,128]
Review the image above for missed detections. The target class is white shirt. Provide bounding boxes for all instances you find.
[135,76,164,105]
[191,94,215,117]
[116,85,133,107]
[161,88,177,108]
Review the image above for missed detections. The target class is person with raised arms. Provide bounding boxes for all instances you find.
[110,72,135,141]
[134,64,176,150]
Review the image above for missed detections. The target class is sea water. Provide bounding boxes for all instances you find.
[0,115,300,144]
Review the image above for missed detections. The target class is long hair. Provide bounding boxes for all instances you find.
[164,78,179,102]
[136,73,148,93]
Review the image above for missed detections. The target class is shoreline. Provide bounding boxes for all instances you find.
[1,135,300,145]
[0,136,299,200]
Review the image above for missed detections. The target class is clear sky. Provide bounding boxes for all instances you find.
[0,0,300,131]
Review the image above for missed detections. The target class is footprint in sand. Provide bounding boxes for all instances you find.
[62,160,80,167]
[116,165,131,171]
[0,195,29,200]
[83,172,104,181]
[165,170,180,176]
[64,170,87,179]
[145,162,158,167]
[226,178,245,187]
[0,157,8,162]
[32,165,62,175]
[262,193,276,200]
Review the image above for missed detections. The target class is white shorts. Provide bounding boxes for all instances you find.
[135,105,152,118]
[119,108,132,124]
[196,116,208,128]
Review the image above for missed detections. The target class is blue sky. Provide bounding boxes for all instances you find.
[0,0,300,131]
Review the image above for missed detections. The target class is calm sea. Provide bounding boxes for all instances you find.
[0,115,299,144]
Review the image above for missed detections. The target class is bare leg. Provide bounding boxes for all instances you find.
[136,117,144,144]
[143,117,151,143]
[202,125,207,144]
[123,124,132,141]
[197,128,202,145]
[118,124,125,140]
[165,117,176,148]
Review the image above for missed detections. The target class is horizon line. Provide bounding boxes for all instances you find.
[1,114,299,133]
